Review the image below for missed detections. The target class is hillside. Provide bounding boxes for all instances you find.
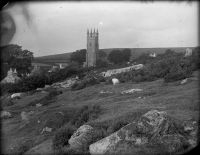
[1,71,198,154]
[33,47,194,64]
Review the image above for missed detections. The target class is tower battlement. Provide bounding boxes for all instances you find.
[87,29,98,38]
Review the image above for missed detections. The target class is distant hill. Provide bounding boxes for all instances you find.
[33,47,195,65]
[33,52,72,65]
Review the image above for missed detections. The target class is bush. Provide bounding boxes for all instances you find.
[10,139,34,155]
[53,123,77,150]
[71,81,87,91]
[28,88,62,106]
[164,62,193,82]
[70,105,101,127]
[71,73,101,91]
[1,97,15,107]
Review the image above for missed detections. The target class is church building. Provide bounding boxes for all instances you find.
[85,29,99,67]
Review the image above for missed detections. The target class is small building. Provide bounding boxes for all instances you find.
[32,62,52,71]
[55,63,69,69]
[1,68,21,84]
[185,48,192,57]
[48,65,59,73]
[149,52,157,57]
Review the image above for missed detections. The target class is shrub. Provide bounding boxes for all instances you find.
[70,105,101,127]
[10,139,34,155]
[28,88,62,106]
[53,123,77,150]
[164,61,193,82]
[1,97,14,107]
[71,81,87,91]
[71,73,101,91]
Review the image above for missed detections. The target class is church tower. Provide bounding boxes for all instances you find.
[86,28,99,67]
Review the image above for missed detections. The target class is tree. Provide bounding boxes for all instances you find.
[122,49,131,62]
[108,49,131,64]
[96,59,108,68]
[0,44,33,78]
[97,50,107,58]
[70,49,86,65]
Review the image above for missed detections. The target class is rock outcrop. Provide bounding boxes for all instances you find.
[69,125,95,151]
[51,77,77,89]
[121,88,142,94]
[89,110,196,155]
[100,64,144,77]
[112,78,119,85]
[11,92,25,99]
[1,111,12,119]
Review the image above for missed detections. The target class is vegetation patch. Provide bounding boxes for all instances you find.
[113,48,199,84]
[53,123,77,150]
[28,88,62,106]
[70,105,102,127]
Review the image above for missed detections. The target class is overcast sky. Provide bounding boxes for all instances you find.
[4,1,199,57]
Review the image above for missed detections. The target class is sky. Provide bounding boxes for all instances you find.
[2,1,199,57]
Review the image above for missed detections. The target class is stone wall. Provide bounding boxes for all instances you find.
[100,64,144,77]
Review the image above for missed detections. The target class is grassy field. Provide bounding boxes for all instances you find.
[1,71,199,154]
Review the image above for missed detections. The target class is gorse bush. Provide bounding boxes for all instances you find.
[53,123,77,150]
[70,105,102,127]
[71,73,103,91]
[28,88,62,106]
[164,59,193,82]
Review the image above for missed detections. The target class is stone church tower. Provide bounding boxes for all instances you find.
[86,29,99,67]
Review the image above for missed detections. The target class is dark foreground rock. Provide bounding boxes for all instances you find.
[89,110,197,155]
[69,125,96,151]
[25,139,53,155]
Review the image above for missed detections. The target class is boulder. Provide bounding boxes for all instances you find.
[100,90,113,94]
[41,127,52,134]
[1,111,12,119]
[21,111,30,123]
[36,103,42,107]
[112,78,119,85]
[121,88,142,94]
[36,88,43,91]
[89,110,192,155]
[69,125,95,151]
[44,85,50,89]
[181,78,188,84]
[11,93,25,99]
